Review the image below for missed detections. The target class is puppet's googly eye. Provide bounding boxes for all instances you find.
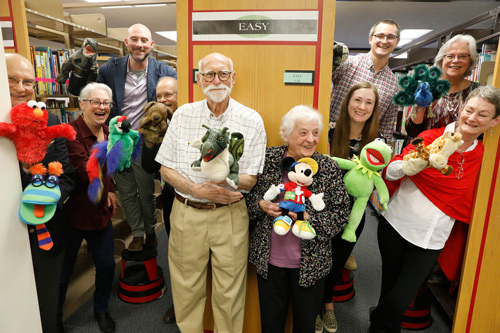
[375,138,384,143]
[46,175,59,188]
[389,146,394,153]
[36,102,47,110]
[28,100,37,108]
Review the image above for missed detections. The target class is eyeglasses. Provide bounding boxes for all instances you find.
[8,76,35,88]
[372,34,399,42]
[82,99,113,108]
[31,174,59,188]
[156,92,177,100]
[199,71,233,82]
[444,54,470,62]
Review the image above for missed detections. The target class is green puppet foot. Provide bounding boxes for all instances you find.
[341,226,357,242]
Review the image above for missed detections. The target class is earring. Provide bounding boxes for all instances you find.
[491,128,494,136]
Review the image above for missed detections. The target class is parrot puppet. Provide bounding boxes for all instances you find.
[393,64,451,118]
[86,116,142,203]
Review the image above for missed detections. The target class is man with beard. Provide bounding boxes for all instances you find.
[98,23,176,252]
[156,53,267,332]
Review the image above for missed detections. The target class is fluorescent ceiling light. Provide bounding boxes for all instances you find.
[101,5,132,8]
[400,29,432,40]
[85,0,122,3]
[156,31,177,42]
[394,52,408,59]
[135,4,167,7]
[398,39,413,47]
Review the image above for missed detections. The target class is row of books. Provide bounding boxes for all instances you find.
[466,44,496,84]
[47,108,83,124]
[30,46,75,95]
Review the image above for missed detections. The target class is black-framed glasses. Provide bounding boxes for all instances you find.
[372,34,399,41]
[8,76,35,88]
[82,99,113,108]
[444,54,470,62]
[31,174,59,188]
[199,71,233,82]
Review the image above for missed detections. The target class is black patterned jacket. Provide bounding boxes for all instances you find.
[247,145,350,287]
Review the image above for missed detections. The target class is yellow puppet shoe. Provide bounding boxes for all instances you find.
[273,215,293,235]
[292,220,316,239]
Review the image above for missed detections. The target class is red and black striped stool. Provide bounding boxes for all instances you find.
[332,267,355,302]
[118,245,166,304]
[401,286,432,330]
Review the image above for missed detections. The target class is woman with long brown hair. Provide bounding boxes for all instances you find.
[319,81,382,333]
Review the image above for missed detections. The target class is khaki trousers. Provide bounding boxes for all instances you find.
[169,198,249,333]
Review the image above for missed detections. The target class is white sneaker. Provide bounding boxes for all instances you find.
[323,309,338,333]
[315,314,323,333]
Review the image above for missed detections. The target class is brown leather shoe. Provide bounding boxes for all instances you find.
[163,305,175,324]
[145,233,158,249]
[128,237,143,252]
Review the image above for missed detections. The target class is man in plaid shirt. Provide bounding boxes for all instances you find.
[330,19,401,142]
[156,52,267,332]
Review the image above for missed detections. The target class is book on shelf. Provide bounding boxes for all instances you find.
[30,46,76,95]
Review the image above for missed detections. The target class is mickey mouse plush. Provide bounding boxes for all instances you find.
[263,157,325,240]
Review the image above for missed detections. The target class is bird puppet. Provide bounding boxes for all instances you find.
[393,64,451,118]
[86,116,141,203]
[0,100,76,165]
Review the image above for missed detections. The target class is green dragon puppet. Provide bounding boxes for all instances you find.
[329,139,392,242]
[190,125,244,189]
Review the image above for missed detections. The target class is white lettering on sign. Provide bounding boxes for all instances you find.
[238,22,270,31]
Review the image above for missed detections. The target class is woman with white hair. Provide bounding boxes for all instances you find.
[406,34,480,139]
[247,105,350,332]
[58,82,117,333]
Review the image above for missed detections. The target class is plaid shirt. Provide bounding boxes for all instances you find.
[156,98,267,201]
[330,53,399,141]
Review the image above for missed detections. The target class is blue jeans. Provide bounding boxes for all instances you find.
[58,222,115,321]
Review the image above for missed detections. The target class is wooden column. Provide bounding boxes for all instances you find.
[453,43,500,332]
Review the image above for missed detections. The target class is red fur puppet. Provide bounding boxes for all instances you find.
[0,101,76,164]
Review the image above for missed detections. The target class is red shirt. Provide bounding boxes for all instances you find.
[63,117,115,230]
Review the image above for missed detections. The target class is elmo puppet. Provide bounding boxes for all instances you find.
[0,100,76,165]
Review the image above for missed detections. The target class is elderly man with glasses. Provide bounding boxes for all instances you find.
[156,52,267,332]
[6,53,75,333]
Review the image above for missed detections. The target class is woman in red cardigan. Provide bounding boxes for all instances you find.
[369,85,500,333]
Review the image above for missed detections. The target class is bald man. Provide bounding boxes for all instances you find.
[98,23,177,252]
[6,53,75,333]
[156,76,178,111]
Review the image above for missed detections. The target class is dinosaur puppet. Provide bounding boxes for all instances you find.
[330,139,393,242]
[87,116,142,203]
[190,125,244,189]
[0,101,76,165]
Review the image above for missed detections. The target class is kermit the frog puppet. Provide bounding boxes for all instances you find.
[329,139,392,242]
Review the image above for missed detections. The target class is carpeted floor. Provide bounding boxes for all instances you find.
[63,204,452,332]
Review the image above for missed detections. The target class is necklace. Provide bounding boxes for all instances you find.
[455,149,465,179]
